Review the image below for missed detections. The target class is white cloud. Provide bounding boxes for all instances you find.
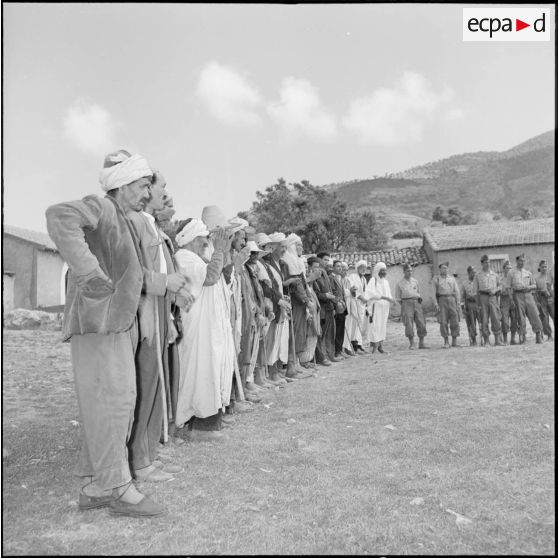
[445,107,466,121]
[196,61,262,126]
[267,77,337,141]
[342,72,462,145]
[63,99,119,156]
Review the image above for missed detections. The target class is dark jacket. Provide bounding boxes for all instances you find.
[45,195,163,341]
[261,254,285,324]
[313,267,335,318]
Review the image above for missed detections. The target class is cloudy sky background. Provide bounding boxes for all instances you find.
[3,3,555,232]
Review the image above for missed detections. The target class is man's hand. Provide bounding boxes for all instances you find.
[212,228,229,251]
[306,300,316,312]
[278,298,291,311]
[168,322,179,345]
[176,289,195,312]
[326,293,336,300]
[166,272,187,294]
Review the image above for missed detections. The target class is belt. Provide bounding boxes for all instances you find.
[538,292,551,298]
[478,291,495,296]
[438,294,453,297]
[401,297,418,301]
[514,288,528,293]
[466,297,476,302]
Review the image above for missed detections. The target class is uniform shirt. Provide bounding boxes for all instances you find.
[433,274,460,304]
[461,278,476,300]
[473,269,499,295]
[395,277,420,301]
[509,268,536,291]
[535,273,553,296]
[500,272,514,296]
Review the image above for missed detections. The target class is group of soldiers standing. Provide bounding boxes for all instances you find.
[458,254,554,347]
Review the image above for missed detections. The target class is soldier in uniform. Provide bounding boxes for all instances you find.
[509,253,543,344]
[394,263,429,350]
[499,260,519,345]
[432,261,461,348]
[460,265,482,346]
[535,259,554,341]
[473,254,504,346]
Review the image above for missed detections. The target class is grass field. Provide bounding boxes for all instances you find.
[2,320,555,555]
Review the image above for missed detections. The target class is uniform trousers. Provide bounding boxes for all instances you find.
[437,296,460,338]
[536,293,554,336]
[479,293,502,336]
[464,299,481,339]
[513,292,542,335]
[400,299,427,338]
[70,322,138,490]
[499,295,518,336]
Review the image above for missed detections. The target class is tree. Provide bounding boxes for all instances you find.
[240,178,388,252]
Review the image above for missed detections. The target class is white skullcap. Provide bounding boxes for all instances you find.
[176,219,209,247]
[255,232,272,247]
[99,152,153,192]
[228,216,249,234]
[202,205,228,231]
[285,233,302,246]
[268,232,286,243]
[356,259,368,269]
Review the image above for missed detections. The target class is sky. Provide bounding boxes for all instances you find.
[2,3,555,233]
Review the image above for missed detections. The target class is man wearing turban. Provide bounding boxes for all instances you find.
[173,220,236,440]
[358,262,395,353]
[46,149,167,517]
[345,260,369,354]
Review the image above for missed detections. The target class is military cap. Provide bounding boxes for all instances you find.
[403,263,412,272]
[480,254,489,263]
[466,265,475,273]
[438,261,449,268]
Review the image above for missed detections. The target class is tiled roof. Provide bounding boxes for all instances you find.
[423,218,554,252]
[328,246,430,268]
[3,225,58,252]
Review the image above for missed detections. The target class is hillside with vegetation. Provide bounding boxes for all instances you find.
[323,130,554,231]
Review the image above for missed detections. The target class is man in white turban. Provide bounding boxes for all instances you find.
[358,262,395,353]
[345,260,369,354]
[46,149,167,517]
[174,220,235,441]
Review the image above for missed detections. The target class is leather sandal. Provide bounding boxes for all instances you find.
[78,490,115,511]
[109,484,166,518]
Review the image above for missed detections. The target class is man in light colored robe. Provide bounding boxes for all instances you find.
[345,260,369,354]
[174,220,235,442]
[359,262,395,354]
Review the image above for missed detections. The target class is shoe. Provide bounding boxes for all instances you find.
[187,429,228,442]
[330,356,343,362]
[293,369,313,379]
[535,332,543,344]
[221,414,236,424]
[418,337,429,349]
[494,333,504,346]
[109,495,166,518]
[510,334,517,345]
[319,360,332,366]
[451,337,461,348]
[234,401,255,413]
[343,349,355,357]
[134,466,174,483]
[78,491,115,511]
[162,464,183,474]
[377,344,386,354]
[244,392,262,403]
[442,337,450,349]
